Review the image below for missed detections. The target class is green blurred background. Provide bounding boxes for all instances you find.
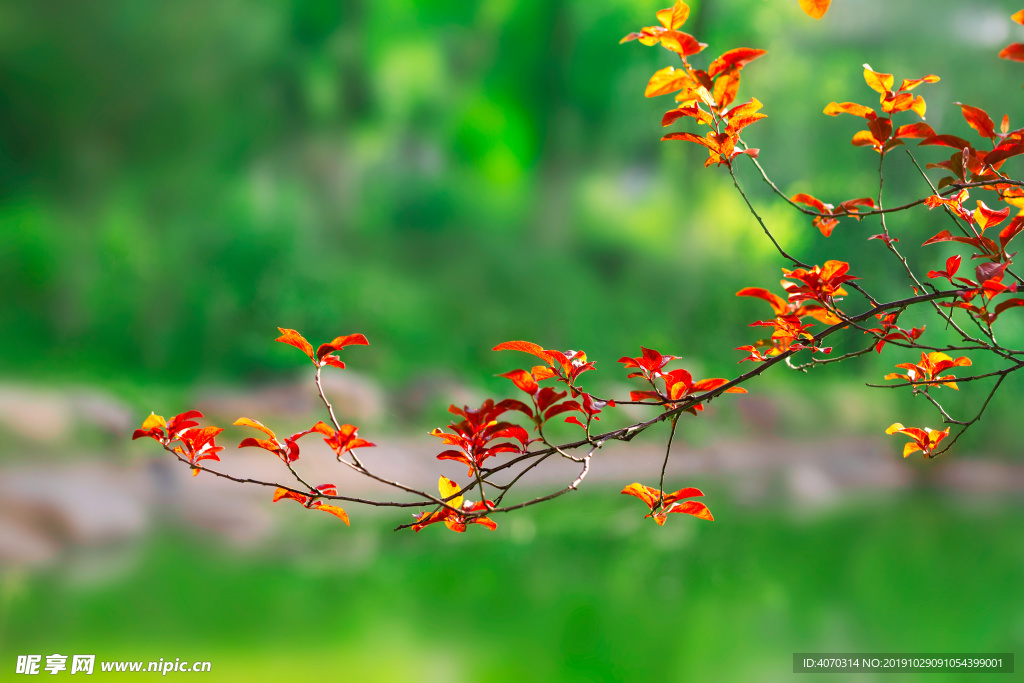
[1,0,1023,680]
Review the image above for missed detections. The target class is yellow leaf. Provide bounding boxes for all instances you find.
[798,0,830,19]
[438,476,464,509]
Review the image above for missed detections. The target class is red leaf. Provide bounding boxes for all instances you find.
[663,487,704,505]
[955,103,996,139]
[919,134,973,150]
[1000,216,1024,250]
[499,369,539,394]
[791,192,832,213]
[736,287,788,316]
[668,500,714,520]
[894,122,935,139]
[658,30,707,57]
[238,437,281,453]
[922,230,956,246]
[493,340,552,364]
[316,333,369,360]
[994,298,1024,318]
[999,43,1024,62]
[708,48,767,78]
[986,143,1024,165]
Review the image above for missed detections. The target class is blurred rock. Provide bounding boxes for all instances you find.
[195,380,316,423]
[0,517,60,566]
[392,370,485,421]
[0,386,74,443]
[0,384,133,444]
[736,394,780,437]
[0,464,148,547]
[787,463,839,505]
[931,458,1024,493]
[67,389,134,440]
[318,370,385,423]
[195,370,384,425]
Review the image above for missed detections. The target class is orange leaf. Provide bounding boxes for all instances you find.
[272,487,307,504]
[658,30,707,57]
[974,201,1011,232]
[712,66,740,109]
[862,64,894,94]
[668,500,714,521]
[798,0,830,19]
[499,369,539,394]
[233,417,277,441]
[314,503,350,526]
[823,102,876,119]
[141,412,167,431]
[644,66,695,98]
[621,482,658,508]
[655,1,690,30]
[791,193,832,213]
[238,437,281,452]
[275,328,315,362]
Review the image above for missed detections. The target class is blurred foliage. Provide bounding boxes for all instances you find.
[3,492,1022,681]
[1,0,1022,446]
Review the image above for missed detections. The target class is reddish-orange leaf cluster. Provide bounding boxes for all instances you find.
[235,417,375,463]
[431,400,530,477]
[884,352,972,390]
[824,65,939,153]
[618,347,745,413]
[734,285,841,361]
[273,484,350,525]
[624,3,767,167]
[494,340,611,431]
[412,477,497,533]
[493,340,596,394]
[621,483,713,525]
[865,313,925,353]
[736,287,839,324]
[790,193,877,237]
[923,192,1024,263]
[619,1,705,58]
[930,261,1023,324]
[275,328,368,369]
[885,423,950,459]
[919,106,1024,187]
[132,410,223,476]
[234,417,330,463]
[781,260,857,305]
